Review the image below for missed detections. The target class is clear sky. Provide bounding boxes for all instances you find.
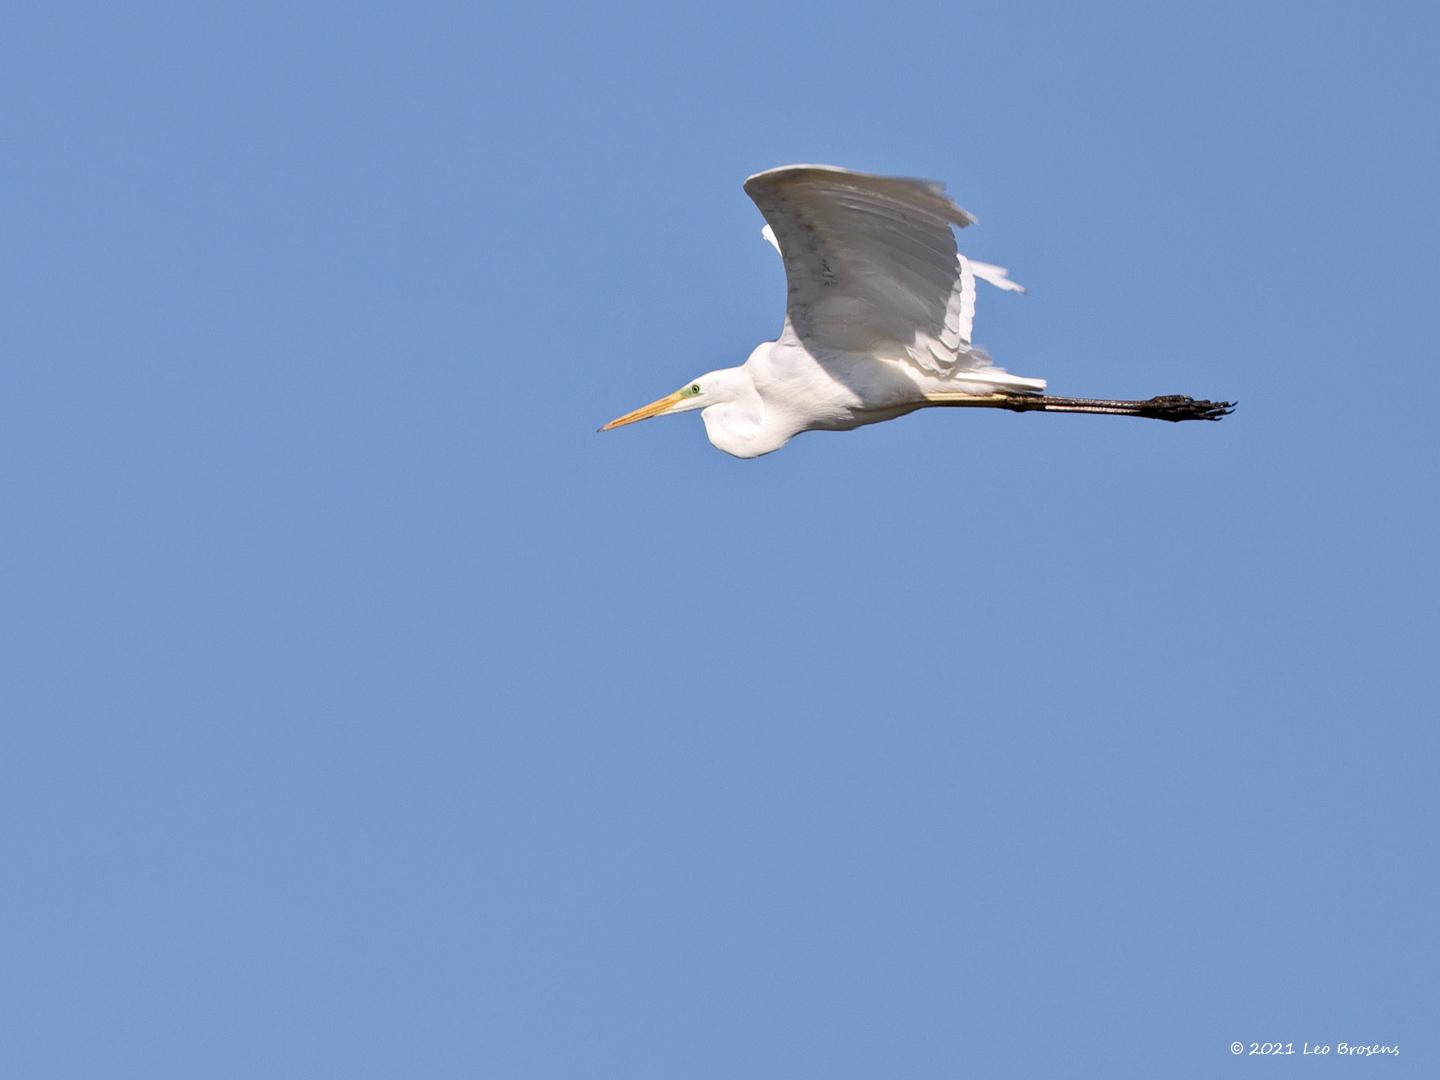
[3,2,1437,1077]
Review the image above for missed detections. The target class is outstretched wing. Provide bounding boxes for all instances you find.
[745,165,1017,375]
[759,225,1025,348]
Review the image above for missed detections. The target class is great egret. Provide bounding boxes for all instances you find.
[601,165,1233,458]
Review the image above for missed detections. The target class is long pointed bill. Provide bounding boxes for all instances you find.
[599,389,688,432]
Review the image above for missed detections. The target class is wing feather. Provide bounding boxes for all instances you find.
[746,165,996,376]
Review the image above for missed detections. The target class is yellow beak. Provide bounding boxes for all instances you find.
[599,389,688,432]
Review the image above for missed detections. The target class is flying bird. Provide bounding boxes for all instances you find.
[601,164,1233,458]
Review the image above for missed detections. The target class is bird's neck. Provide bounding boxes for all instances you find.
[700,366,784,458]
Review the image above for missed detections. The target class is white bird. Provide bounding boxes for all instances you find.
[601,165,1233,458]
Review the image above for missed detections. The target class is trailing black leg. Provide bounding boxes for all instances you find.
[996,393,1236,421]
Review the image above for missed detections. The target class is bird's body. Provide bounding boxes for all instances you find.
[602,165,1231,457]
[695,338,1017,458]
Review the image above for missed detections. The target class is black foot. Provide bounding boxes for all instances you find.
[1141,395,1237,422]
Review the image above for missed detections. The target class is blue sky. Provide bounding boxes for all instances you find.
[3,2,1437,1077]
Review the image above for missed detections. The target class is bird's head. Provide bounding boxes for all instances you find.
[600,366,774,457]
[599,372,725,432]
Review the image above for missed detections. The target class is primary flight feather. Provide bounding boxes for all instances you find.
[601,164,1233,458]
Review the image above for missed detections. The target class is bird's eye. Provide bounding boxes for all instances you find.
[690,384,700,394]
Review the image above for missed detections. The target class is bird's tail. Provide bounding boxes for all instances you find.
[950,347,1047,395]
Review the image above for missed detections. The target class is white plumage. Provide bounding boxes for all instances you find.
[601,165,1232,458]
[747,165,1040,392]
[759,221,1024,357]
